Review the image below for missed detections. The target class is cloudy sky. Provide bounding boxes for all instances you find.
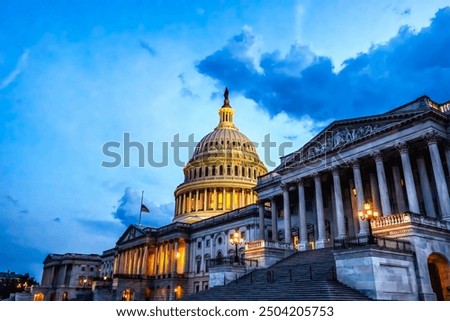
[1,0,450,280]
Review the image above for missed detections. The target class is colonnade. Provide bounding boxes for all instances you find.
[114,239,187,277]
[175,188,257,216]
[257,133,450,249]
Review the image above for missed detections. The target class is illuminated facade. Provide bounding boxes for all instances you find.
[36,94,450,301]
[95,90,268,300]
[174,88,267,223]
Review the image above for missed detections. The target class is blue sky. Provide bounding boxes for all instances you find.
[1,0,450,280]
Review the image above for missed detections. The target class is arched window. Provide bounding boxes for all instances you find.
[227,165,231,175]
[193,168,197,179]
[199,167,202,177]
[234,165,238,176]
[212,166,216,176]
[205,167,209,177]
[242,166,245,177]
[219,165,223,175]
[254,169,257,179]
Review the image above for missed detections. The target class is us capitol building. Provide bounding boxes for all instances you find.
[33,90,449,301]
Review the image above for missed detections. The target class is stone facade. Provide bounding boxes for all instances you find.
[33,253,102,301]
[38,95,450,301]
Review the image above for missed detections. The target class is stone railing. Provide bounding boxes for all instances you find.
[245,240,293,250]
[372,212,450,230]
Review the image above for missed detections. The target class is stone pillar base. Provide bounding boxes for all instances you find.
[245,240,294,268]
[299,242,311,251]
[209,265,247,288]
[315,239,331,249]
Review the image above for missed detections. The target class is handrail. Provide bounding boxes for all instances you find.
[333,236,413,253]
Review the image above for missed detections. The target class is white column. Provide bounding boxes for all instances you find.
[281,183,292,245]
[195,190,199,212]
[351,159,369,235]
[201,237,205,272]
[424,131,450,220]
[240,189,245,207]
[396,142,420,213]
[416,157,436,218]
[172,240,178,275]
[258,200,265,240]
[371,150,392,215]
[213,188,217,210]
[369,173,382,214]
[142,246,148,275]
[296,178,309,250]
[392,165,407,212]
[188,191,192,212]
[231,189,235,210]
[184,241,190,274]
[203,188,207,211]
[332,167,346,239]
[313,173,326,248]
[182,194,186,214]
[270,196,278,242]
[222,188,226,210]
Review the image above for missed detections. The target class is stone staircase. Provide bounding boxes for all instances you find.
[184,248,370,301]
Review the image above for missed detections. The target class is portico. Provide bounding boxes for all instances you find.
[255,97,450,251]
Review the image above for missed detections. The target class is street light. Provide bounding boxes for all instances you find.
[358,200,379,245]
[230,231,243,263]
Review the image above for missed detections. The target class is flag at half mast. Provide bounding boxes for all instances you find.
[138,191,150,226]
[141,203,150,213]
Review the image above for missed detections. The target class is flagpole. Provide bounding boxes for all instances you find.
[138,190,144,226]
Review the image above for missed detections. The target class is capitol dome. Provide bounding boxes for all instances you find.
[173,88,268,223]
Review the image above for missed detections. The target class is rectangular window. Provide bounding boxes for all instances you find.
[196,260,201,273]
[194,282,200,293]
[197,241,202,249]
[89,267,94,272]
[206,239,210,247]
[81,266,86,272]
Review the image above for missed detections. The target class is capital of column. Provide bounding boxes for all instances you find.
[371,150,383,162]
[330,166,340,176]
[395,141,409,154]
[349,158,360,169]
[312,172,321,181]
[296,177,304,186]
[422,130,439,145]
[280,182,289,192]
[269,195,276,201]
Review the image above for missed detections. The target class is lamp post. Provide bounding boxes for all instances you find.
[230,231,243,263]
[358,200,379,245]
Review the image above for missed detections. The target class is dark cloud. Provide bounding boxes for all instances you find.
[112,187,173,227]
[139,40,156,56]
[197,7,450,120]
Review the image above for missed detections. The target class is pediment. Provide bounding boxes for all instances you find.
[116,225,146,245]
[278,96,445,170]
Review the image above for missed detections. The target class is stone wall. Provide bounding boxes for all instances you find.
[335,248,418,300]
